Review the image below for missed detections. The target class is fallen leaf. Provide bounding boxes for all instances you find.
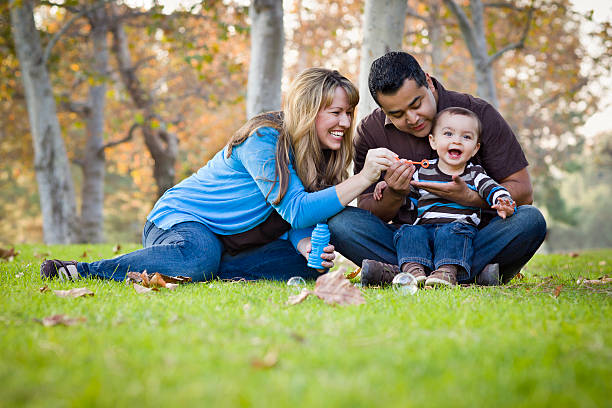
[0,247,18,261]
[345,267,361,279]
[287,287,311,305]
[35,314,86,327]
[154,273,192,284]
[141,271,150,286]
[312,270,365,306]
[126,271,144,284]
[53,288,94,298]
[113,244,122,254]
[515,272,525,280]
[568,252,579,258]
[150,273,167,288]
[39,285,50,293]
[553,285,563,298]
[80,251,88,258]
[251,351,278,369]
[133,283,153,293]
[578,276,612,285]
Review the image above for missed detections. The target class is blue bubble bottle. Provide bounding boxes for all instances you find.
[307,223,330,269]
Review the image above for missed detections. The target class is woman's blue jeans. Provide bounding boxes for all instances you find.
[328,205,546,284]
[77,221,321,282]
[394,222,478,273]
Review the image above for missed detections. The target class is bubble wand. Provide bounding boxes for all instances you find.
[395,157,430,168]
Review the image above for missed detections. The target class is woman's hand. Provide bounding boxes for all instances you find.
[359,148,398,184]
[297,238,336,272]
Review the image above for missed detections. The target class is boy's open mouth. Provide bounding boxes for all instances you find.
[448,149,463,159]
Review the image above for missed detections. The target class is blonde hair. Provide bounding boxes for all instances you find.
[227,68,359,204]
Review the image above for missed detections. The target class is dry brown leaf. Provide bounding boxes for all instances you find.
[39,285,50,293]
[125,271,144,284]
[251,351,278,369]
[0,247,18,261]
[313,270,365,306]
[154,273,192,284]
[133,283,153,293]
[80,251,88,258]
[578,276,612,285]
[568,252,579,258]
[345,267,361,279]
[141,271,150,286]
[553,285,563,298]
[36,314,86,327]
[53,288,94,298]
[287,288,311,305]
[113,244,122,254]
[515,272,525,280]
[150,273,167,288]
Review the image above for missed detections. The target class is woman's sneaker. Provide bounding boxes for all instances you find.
[40,260,80,281]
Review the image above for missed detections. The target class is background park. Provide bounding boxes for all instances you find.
[1,0,611,407]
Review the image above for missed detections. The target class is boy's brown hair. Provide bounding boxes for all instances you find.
[432,107,482,142]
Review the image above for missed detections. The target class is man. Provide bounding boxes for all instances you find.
[328,51,546,286]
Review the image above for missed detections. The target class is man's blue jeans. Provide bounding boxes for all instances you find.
[77,221,321,282]
[394,222,478,273]
[328,205,546,283]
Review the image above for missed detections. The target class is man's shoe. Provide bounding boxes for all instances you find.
[425,265,458,287]
[361,259,400,286]
[40,260,80,281]
[476,263,500,286]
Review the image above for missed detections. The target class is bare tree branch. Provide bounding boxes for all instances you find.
[406,4,427,22]
[486,3,534,67]
[42,1,110,66]
[99,122,140,153]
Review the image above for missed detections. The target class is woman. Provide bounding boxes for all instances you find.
[41,68,398,282]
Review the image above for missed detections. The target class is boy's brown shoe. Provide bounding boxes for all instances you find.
[360,259,400,286]
[425,265,458,287]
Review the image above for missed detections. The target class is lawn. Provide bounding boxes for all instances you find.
[1,244,611,408]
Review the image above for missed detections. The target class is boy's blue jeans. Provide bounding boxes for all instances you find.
[77,221,321,282]
[328,205,546,284]
[394,222,478,273]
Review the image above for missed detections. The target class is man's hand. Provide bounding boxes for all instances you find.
[491,197,516,219]
[383,161,415,196]
[410,174,485,207]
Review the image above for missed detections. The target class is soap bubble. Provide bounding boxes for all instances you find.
[392,272,418,295]
[287,276,306,293]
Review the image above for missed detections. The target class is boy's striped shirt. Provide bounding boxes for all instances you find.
[409,159,512,226]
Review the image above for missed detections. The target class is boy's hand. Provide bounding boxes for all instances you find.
[491,197,516,219]
[373,181,388,201]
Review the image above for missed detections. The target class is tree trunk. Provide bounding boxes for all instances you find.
[79,3,109,243]
[110,10,178,198]
[358,0,407,123]
[10,0,78,244]
[247,0,284,119]
[443,0,499,107]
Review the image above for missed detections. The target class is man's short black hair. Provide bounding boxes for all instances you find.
[368,51,428,105]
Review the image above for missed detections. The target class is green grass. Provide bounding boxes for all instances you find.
[1,244,611,408]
